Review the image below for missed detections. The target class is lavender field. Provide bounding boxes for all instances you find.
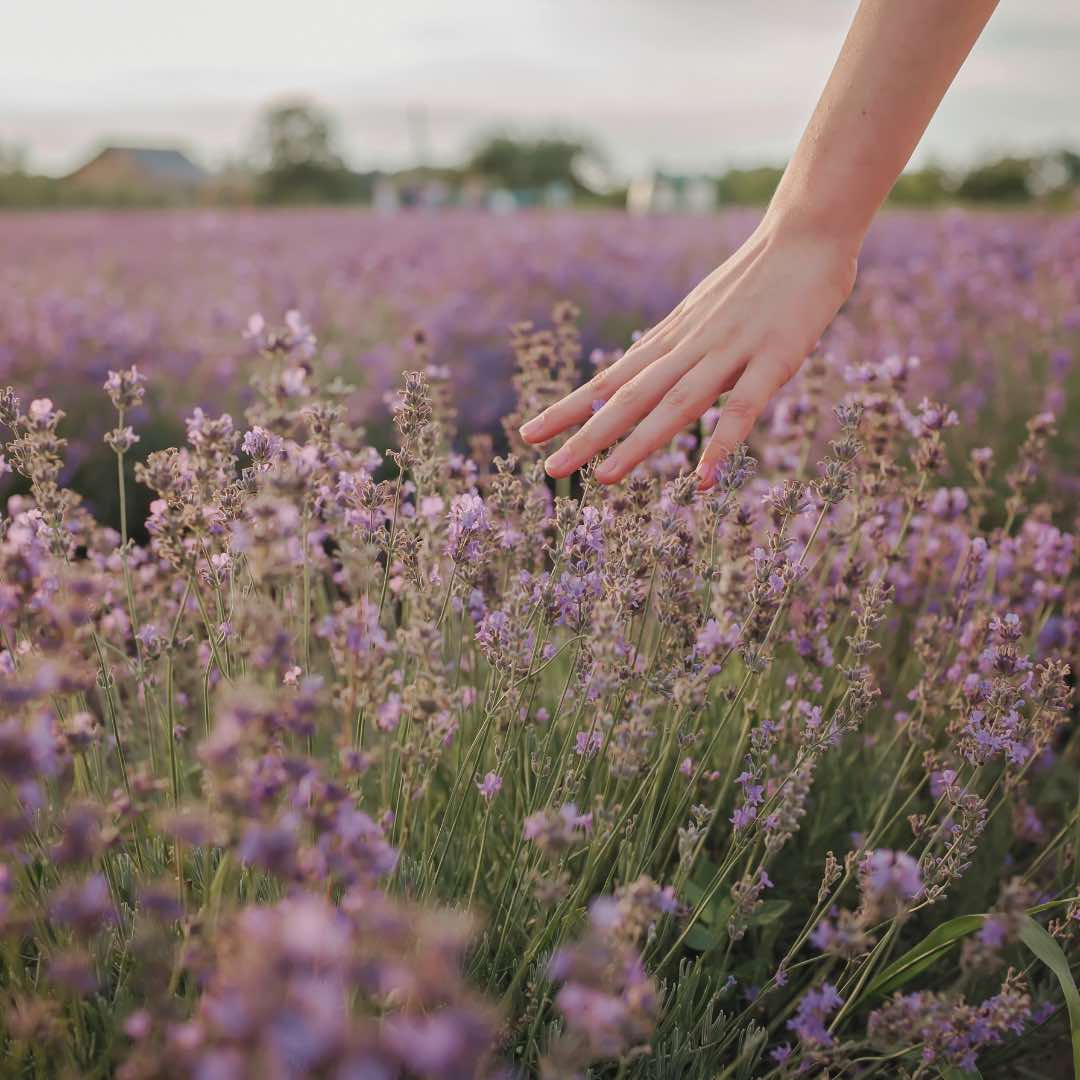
[3,208,1077,460]
[0,207,1079,1078]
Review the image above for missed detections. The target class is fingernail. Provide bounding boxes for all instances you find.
[519,417,542,440]
[594,458,617,482]
[545,448,571,475]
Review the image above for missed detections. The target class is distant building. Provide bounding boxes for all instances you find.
[65,146,208,202]
[372,175,401,214]
[627,172,718,215]
[488,188,518,215]
[368,170,573,215]
[458,174,492,210]
[542,181,573,209]
[382,166,454,211]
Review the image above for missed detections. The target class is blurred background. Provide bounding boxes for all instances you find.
[4,0,1080,210]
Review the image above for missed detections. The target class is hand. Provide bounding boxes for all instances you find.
[518,217,859,489]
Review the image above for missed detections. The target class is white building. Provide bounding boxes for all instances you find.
[627,172,718,215]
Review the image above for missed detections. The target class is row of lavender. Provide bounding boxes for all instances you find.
[0,210,1077,1077]
[2,209,1078,468]
[1,210,744,442]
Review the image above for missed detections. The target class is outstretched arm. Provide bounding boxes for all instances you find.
[520,0,999,488]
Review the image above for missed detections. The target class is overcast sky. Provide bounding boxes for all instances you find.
[4,0,1079,177]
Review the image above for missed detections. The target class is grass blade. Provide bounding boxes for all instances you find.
[862,914,986,1001]
[1018,915,1080,1079]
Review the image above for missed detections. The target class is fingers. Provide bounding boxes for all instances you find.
[695,355,792,490]
[542,340,703,478]
[630,302,684,350]
[519,313,681,445]
[593,359,739,484]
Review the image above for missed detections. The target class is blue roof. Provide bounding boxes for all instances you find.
[101,147,207,182]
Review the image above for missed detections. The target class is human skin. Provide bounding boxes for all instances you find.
[519,0,1000,489]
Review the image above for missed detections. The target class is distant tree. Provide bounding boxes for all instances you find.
[254,100,362,204]
[1061,150,1080,185]
[715,167,784,205]
[888,165,951,206]
[0,144,65,208]
[0,142,29,173]
[0,172,64,208]
[466,134,599,194]
[259,100,342,171]
[955,156,1034,203]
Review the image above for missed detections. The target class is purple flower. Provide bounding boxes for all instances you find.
[770,1042,792,1064]
[103,365,147,411]
[376,692,403,732]
[446,493,488,560]
[49,874,114,936]
[865,849,923,904]
[241,425,283,467]
[978,918,1008,949]
[524,803,592,854]
[787,983,843,1048]
[27,398,60,426]
[574,730,603,757]
[695,618,728,656]
[868,972,1031,1067]
[477,771,502,801]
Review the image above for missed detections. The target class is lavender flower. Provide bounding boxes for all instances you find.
[868,970,1031,1070]
[787,983,843,1049]
[476,771,502,801]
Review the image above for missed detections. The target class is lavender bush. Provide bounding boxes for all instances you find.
[2,209,1077,481]
[1,277,1078,1074]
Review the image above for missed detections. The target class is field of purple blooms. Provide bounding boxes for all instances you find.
[0,208,1079,1078]
[2,209,1077,478]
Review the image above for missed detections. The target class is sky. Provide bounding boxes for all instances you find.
[4,0,1080,179]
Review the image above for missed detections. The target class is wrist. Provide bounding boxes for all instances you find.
[758,184,867,263]
[745,196,861,303]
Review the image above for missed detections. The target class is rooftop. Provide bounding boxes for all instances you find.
[75,146,207,183]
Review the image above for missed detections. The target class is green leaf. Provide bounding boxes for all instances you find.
[682,879,713,918]
[1018,915,1080,1079]
[750,900,791,927]
[683,923,718,952]
[685,859,721,895]
[941,1067,983,1080]
[863,914,986,1001]
[681,884,733,930]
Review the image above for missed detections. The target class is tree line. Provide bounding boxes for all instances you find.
[2,99,1078,209]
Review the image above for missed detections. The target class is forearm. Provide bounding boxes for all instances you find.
[767,0,998,250]
[523,0,1001,484]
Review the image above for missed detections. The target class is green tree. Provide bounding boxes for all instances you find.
[716,166,784,205]
[887,165,951,206]
[0,144,65,208]
[466,134,598,194]
[1060,150,1080,185]
[955,156,1034,203]
[254,100,363,204]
